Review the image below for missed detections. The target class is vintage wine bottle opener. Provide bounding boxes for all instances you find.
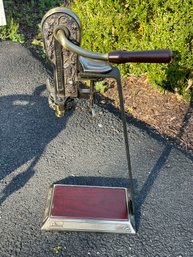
[41,7,172,233]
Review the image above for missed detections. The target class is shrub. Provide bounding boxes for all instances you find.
[71,0,193,98]
[0,0,62,43]
[0,17,24,43]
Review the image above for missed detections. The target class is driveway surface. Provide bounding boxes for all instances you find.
[0,41,193,257]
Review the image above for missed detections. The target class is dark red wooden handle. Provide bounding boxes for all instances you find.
[108,50,172,64]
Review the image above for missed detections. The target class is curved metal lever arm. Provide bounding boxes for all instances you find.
[55,28,108,61]
[55,28,172,64]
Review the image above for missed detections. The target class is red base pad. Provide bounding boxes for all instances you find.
[50,185,128,221]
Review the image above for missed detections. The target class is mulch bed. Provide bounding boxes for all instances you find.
[103,76,193,153]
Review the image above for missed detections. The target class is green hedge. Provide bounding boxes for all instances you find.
[71,0,193,98]
[0,0,62,43]
[1,0,192,98]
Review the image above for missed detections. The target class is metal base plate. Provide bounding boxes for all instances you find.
[41,185,135,234]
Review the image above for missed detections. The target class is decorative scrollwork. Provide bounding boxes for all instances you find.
[41,10,81,98]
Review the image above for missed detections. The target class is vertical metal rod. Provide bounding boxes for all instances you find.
[90,80,95,107]
[116,73,135,215]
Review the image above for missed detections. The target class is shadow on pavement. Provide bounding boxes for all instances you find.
[97,97,193,231]
[135,95,193,230]
[1,82,192,233]
[0,84,73,205]
[54,176,137,189]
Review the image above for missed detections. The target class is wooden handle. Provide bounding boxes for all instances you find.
[108,50,172,64]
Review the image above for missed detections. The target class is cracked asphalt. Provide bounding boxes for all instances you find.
[0,41,193,257]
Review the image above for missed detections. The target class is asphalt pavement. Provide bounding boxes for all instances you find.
[0,41,193,257]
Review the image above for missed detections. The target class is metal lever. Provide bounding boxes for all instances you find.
[54,27,172,64]
[54,27,108,61]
